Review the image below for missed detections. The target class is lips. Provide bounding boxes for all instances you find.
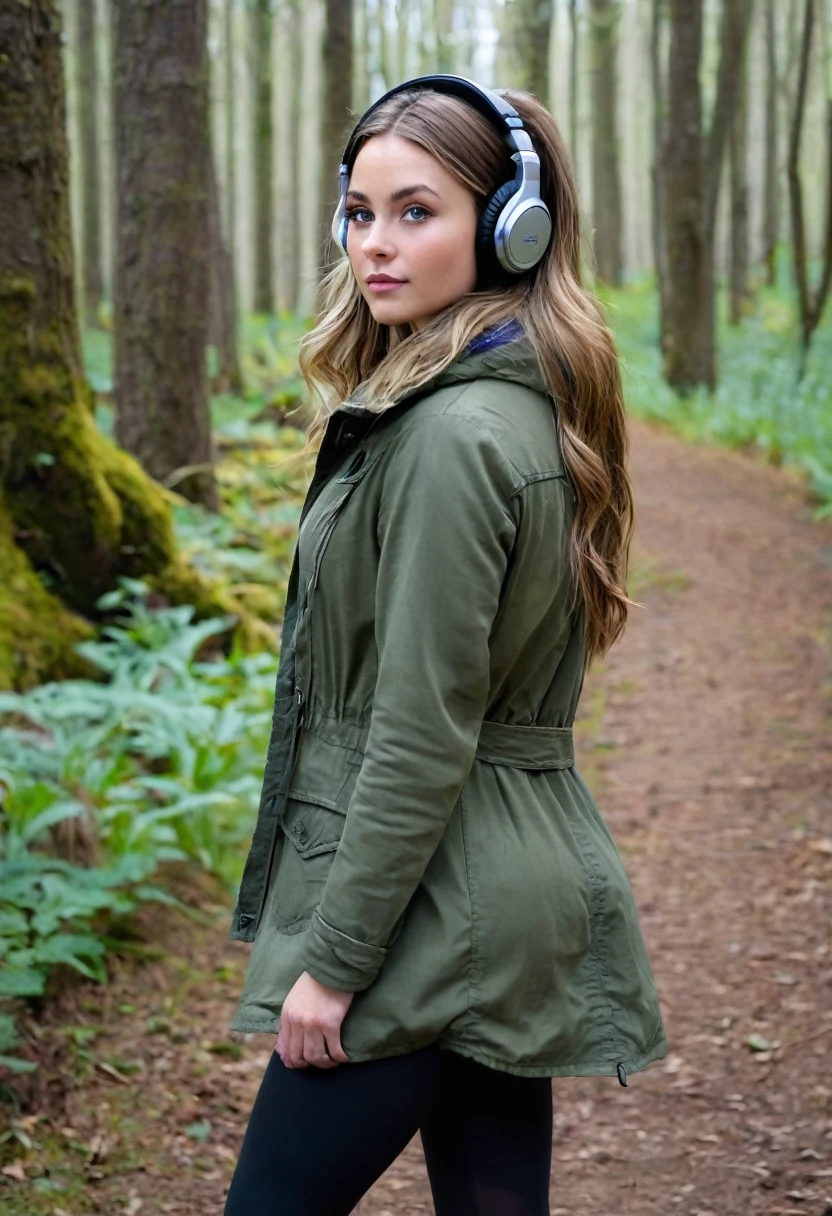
[367,275,406,294]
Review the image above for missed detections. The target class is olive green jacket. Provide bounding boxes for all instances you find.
[227,334,668,1080]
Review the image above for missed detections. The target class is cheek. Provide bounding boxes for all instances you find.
[416,222,477,290]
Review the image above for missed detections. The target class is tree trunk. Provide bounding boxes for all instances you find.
[435,0,454,73]
[112,0,217,510]
[589,0,623,285]
[569,0,580,180]
[76,0,102,326]
[788,0,832,372]
[252,0,274,314]
[320,0,353,277]
[662,0,752,391]
[651,0,670,353]
[208,142,243,393]
[729,25,750,326]
[353,0,369,114]
[762,0,778,285]
[0,0,256,691]
[275,0,300,311]
[662,0,711,390]
[511,0,552,103]
[223,0,239,315]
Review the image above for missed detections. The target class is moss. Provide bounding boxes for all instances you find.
[0,496,98,691]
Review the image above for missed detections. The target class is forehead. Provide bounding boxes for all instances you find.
[349,133,449,190]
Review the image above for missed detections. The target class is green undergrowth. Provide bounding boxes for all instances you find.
[607,261,832,516]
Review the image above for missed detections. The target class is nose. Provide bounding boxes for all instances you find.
[358,216,396,261]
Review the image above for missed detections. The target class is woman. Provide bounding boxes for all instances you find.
[224,75,667,1216]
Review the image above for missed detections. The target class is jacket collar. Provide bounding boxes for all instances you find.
[335,328,548,425]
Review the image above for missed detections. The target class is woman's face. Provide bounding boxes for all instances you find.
[345,133,479,330]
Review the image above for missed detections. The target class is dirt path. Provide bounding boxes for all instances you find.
[4,418,832,1216]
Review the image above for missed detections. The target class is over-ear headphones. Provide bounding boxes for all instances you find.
[331,74,553,285]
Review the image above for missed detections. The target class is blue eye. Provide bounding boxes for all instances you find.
[346,207,372,224]
[405,205,430,222]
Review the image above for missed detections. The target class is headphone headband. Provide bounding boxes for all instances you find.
[333,74,553,280]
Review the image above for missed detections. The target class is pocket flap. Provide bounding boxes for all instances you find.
[280,797,346,859]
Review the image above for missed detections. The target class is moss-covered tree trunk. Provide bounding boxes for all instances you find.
[0,0,268,692]
[112,0,217,511]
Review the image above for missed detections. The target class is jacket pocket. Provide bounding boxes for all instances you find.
[271,796,347,934]
[305,447,382,595]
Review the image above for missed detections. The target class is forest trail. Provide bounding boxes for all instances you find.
[9,417,832,1216]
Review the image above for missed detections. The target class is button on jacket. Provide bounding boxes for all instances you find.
[227,330,668,1080]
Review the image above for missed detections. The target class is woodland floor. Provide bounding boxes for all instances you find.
[2,416,832,1216]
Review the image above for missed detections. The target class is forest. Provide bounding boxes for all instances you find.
[1,0,831,1212]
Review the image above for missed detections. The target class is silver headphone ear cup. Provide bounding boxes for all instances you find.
[497,200,552,273]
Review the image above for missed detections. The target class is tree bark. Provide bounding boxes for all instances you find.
[788,0,832,372]
[511,0,552,103]
[589,0,623,285]
[651,0,670,352]
[729,22,751,326]
[275,0,300,311]
[223,0,238,313]
[252,0,274,314]
[662,0,752,391]
[662,0,711,390]
[112,0,217,510]
[76,0,102,326]
[320,0,353,277]
[208,141,243,393]
[762,0,779,285]
[0,0,255,690]
[569,0,580,179]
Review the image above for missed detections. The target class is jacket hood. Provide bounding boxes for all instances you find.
[339,330,550,419]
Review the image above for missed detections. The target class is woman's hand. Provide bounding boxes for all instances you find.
[275,971,354,1069]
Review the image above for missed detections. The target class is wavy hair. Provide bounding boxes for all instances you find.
[296,85,636,670]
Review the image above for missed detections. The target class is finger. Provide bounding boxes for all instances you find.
[275,1021,292,1068]
[303,1028,337,1069]
[288,1017,308,1069]
[324,1023,350,1065]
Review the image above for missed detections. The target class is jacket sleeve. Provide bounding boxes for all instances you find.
[300,411,520,992]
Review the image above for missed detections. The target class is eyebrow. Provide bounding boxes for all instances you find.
[345,184,441,203]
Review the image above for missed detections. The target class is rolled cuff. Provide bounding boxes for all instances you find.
[301,908,388,992]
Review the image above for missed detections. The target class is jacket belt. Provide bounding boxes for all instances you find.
[475,720,574,770]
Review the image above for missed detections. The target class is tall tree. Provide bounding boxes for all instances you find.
[762,0,779,285]
[569,0,580,178]
[511,0,552,102]
[651,0,670,350]
[275,0,300,311]
[224,0,238,310]
[252,0,274,313]
[75,0,102,326]
[435,0,454,73]
[320,0,353,277]
[589,0,623,285]
[728,10,751,326]
[788,0,832,373]
[661,0,753,391]
[0,0,223,690]
[112,0,217,510]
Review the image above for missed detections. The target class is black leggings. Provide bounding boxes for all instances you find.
[224,1042,553,1216]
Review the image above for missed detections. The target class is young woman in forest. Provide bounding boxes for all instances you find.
[223,75,667,1216]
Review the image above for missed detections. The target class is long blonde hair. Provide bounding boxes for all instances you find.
[297,85,635,670]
